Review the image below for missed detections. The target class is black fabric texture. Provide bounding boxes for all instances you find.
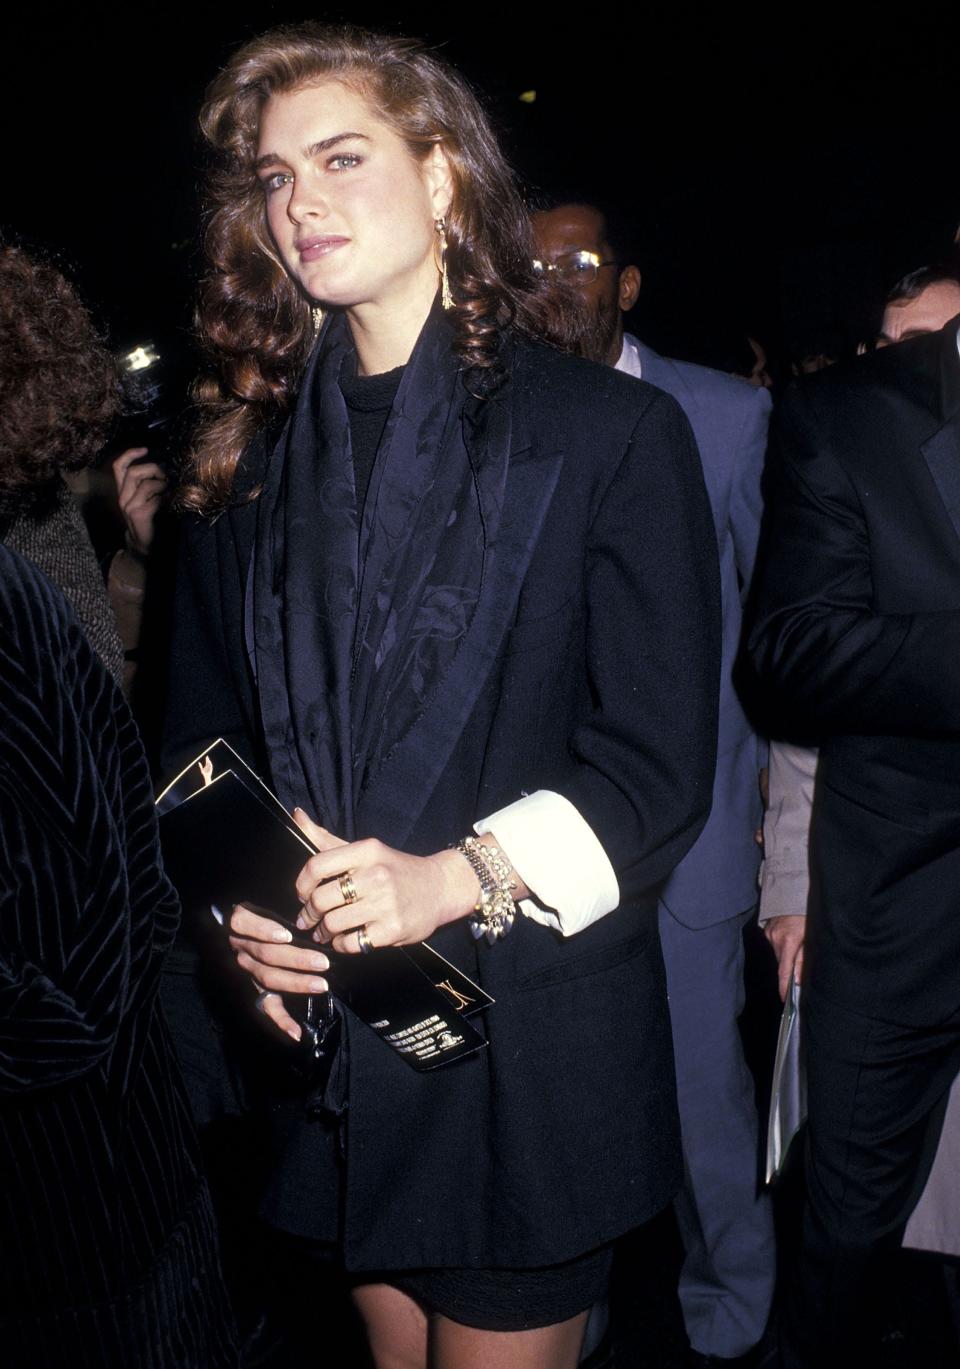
[0,544,238,1366]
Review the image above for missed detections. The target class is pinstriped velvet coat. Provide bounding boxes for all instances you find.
[0,545,237,1367]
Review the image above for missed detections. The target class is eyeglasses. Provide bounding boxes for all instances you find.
[531,250,618,284]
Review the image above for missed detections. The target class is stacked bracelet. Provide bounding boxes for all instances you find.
[453,835,518,944]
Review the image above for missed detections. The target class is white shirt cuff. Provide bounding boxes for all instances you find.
[474,790,620,937]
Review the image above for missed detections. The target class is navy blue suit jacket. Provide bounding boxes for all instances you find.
[624,336,769,927]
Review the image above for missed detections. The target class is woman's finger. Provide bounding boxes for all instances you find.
[329,923,380,956]
[314,901,380,943]
[122,472,168,500]
[234,950,328,996]
[294,836,381,903]
[123,462,166,485]
[256,992,303,1042]
[292,807,348,851]
[111,446,149,488]
[229,903,294,942]
[228,935,329,974]
[296,869,364,929]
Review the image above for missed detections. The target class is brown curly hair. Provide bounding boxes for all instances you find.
[183,22,577,514]
[0,245,121,512]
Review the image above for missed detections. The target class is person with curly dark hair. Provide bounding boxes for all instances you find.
[0,243,127,678]
[163,23,722,1369]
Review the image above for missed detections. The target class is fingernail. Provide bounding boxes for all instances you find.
[310,954,329,971]
[312,928,326,942]
[272,926,293,943]
[286,1024,302,1042]
[293,806,303,816]
[308,977,328,993]
[295,913,307,930]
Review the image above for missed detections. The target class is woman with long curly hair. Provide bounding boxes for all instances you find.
[163,23,721,1368]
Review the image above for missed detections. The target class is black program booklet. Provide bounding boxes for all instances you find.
[156,740,492,1071]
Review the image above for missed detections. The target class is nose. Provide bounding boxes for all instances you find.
[287,173,329,225]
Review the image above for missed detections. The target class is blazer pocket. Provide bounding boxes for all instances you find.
[518,926,654,991]
[502,592,582,658]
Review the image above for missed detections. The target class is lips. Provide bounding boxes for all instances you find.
[296,235,350,262]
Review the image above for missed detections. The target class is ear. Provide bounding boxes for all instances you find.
[425,142,454,221]
[618,265,641,313]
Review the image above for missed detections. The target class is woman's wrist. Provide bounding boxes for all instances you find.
[429,848,482,928]
[428,832,531,937]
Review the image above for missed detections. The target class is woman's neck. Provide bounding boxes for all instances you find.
[346,270,439,376]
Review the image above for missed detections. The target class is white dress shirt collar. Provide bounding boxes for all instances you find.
[615,333,644,381]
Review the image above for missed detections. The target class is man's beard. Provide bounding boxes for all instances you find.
[577,298,621,366]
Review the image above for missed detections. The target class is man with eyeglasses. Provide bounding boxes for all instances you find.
[531,201,774,1369]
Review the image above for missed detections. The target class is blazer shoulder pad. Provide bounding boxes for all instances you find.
[512,339,678,433]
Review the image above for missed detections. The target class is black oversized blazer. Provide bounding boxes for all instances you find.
[748,317,960,1028]
[163,335,721,1270]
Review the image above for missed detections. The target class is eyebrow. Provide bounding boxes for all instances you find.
[254,131,369,174]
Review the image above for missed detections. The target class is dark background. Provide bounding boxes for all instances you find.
[5,3,959,366]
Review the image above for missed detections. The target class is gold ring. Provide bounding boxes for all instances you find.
[356,925,374,955]
[338,870,359,905]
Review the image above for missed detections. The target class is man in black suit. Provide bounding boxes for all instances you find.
[747,313,960,1366]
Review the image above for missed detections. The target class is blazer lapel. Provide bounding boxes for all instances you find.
[356,383,565,847]
[920,319,960,546]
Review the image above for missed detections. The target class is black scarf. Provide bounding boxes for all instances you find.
[252,305,488,839]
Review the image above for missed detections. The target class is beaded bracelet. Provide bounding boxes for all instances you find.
[453,835,518,944]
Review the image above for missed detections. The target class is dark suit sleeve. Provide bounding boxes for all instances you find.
[160,513,257,778]
[729,385,770,597]
[560,392,722,900]
[748,385,960,737]
[0,649,177,1095]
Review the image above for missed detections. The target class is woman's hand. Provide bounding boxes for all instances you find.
[291,808,479,954]
[228,904,331,1041]
[112,447,168,558]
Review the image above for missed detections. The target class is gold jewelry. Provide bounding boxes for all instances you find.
[311,305,324,334]
[435,216,454,311]
[356,925,374,955]
[338,870,359,905]
[453,835,518,944]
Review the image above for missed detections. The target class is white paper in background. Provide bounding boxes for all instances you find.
[765,976,806,1185]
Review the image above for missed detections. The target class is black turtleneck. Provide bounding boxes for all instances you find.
[339,362,405,515]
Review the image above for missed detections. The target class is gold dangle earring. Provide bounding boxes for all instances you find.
[435,216,454,311]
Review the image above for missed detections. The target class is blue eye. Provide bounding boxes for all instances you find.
[329,153,362,171]
[261,172,292,194]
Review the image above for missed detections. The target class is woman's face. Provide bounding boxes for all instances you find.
[256,81,449,315]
